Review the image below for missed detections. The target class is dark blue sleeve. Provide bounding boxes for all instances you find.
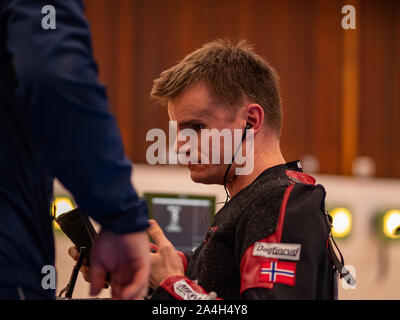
[2,0,149,233]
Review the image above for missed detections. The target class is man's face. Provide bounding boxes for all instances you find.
[168,84,246,185]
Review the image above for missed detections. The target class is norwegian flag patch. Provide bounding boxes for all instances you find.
[259,261,296,286]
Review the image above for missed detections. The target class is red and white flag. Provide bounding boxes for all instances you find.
[259,261,296,286]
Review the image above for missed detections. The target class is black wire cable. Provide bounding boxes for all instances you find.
[223,124,251,205]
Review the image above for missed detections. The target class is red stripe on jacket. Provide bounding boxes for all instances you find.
[239,183,295,294]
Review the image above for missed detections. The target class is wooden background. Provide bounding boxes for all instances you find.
[83,0,400,178]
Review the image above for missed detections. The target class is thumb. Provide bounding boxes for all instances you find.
[147,219,170,247]
[68,246,79,261]
[90,262,107,296]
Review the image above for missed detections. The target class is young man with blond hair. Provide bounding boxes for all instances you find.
[145,39,337,300]
[70,39,338,300]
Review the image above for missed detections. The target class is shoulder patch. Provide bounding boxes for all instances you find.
[252,242,301,261]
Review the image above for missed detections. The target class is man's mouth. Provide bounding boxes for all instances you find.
[187,162,203,169]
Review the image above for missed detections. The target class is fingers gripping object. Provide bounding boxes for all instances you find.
[56,208,110,298]
[56,208,97,265]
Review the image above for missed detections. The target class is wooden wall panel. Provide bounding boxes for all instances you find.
[84,0,116,110]
[341,0,359,176]
[358,0,400,178]
[131,0,166,161]
[278,0,315,161]
[392,0,400,179]
[82,0,400,178]
[309,0,344,175]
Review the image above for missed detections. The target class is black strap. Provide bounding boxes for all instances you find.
[316,185,355,285]
[323,209,356,285]
[323,211,344,270]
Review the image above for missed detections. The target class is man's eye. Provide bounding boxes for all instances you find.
[192,124,205,131]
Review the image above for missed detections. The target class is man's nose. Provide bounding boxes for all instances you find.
[174,138,190,155]
[175,130,200,155]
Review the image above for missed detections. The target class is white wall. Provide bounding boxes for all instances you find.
[54,164,400,299]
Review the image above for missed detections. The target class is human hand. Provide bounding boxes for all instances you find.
[68,245,91,283]
[89,230,150,299]
[147,219,184,290]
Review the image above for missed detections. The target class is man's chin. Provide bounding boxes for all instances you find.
[187,164,222,185]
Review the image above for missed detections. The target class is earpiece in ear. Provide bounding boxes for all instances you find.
[245,122,252,129]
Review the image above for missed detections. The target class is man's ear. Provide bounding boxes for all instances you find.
[245,104,264,133]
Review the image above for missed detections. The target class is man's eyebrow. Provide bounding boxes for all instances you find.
[178,119,204,129]
[177,109,210,128]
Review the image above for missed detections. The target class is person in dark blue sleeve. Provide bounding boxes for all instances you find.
[0,0,149,299]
